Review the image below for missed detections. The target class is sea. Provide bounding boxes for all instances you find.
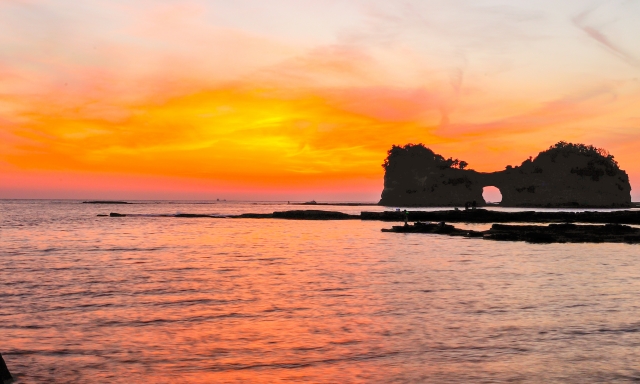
[1,200,639,383]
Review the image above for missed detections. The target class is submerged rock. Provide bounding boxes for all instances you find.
[0,353,12,384]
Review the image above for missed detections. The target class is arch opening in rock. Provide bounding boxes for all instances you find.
[482,186,502,205]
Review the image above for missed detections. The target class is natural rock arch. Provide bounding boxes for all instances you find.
[379,142,631,207]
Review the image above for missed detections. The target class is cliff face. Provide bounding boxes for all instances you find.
[379,142,632,207]
[380,144,483,206]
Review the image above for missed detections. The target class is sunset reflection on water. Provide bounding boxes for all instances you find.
[1,201,639,383]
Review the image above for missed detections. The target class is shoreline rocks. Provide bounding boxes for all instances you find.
[382,222,640,244]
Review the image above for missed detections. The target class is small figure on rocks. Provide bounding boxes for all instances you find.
[464,202,470,210]
[0,353,12,384]
[403,209,409,226]
[472,200,477,210]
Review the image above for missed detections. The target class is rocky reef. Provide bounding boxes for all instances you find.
[83,200,131,204]
[379,142,631,207]
[362,208,640,224]
[104,208,640,224]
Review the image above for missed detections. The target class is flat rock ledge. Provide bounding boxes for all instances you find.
[105,210,360,220]
[271,210,358,220]
[1,353,12,384]
[382,222,640,244]
[103,208,640,224]
[363,209,640,224]
[83,200,131,204]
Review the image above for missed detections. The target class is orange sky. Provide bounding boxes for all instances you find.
[1,0,639,200]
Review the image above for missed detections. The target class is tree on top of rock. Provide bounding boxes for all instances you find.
[382,144,469,172]
[521,141,624,181]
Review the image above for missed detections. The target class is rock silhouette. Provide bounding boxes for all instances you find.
[379,142,631,207]
[83,201,130,204]
[381,222,640,244]
[103,209,640,224]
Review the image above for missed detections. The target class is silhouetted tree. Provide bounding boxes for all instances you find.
[518,141,623,181]
[382,143,469,171]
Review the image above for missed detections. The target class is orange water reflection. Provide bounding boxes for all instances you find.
[1,201,639,382]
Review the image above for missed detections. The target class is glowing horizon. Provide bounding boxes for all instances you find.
[2,0,639,200]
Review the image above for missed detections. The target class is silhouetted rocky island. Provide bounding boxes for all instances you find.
[379,142,631,207]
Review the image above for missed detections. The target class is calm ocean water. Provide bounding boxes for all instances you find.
[1,200,639,383]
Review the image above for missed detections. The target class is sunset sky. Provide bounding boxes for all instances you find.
[1,0,639,200]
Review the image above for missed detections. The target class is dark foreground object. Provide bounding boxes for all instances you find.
[382,222,640,244]
[0,353,12,384]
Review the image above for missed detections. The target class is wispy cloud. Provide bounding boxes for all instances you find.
[573,7,640,67]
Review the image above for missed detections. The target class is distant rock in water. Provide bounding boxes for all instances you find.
[379,142,631,207]
[272,210,358,220]
[83,201,131,204]
[0,353,12,384]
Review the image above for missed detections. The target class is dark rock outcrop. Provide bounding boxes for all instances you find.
[382,222,640,244]
[484,223,640,243]
[101,208,640,224]
[380,144,479,206]
[272,210,358,220]
[379,142,632,207]
[362,208,640,224]
[1,353,12,384]
[83,201,130,204]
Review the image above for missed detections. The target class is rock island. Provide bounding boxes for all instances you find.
[379,141,631,207]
